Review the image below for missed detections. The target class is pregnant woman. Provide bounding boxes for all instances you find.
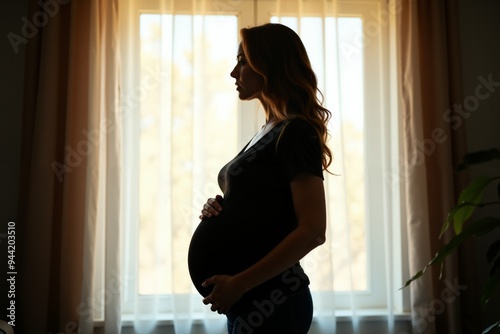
[188,23,332,334]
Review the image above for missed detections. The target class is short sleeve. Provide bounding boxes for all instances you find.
[276,119,324,182]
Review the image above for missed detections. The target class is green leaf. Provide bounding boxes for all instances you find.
[453,176,494,235]
[439,176,496,238]
[487,240,500,263]
[401,270,425,289]
[440,202,480,238]
[481,268,500,308]
[483,321,500,334]
[402,217,500,290]
[440,209,454,238]
[457,148,500,171]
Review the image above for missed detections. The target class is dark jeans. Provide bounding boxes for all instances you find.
[226,286,313,334]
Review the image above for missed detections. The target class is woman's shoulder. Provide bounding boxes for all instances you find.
[281,117,317,138]
[275,117,320,153]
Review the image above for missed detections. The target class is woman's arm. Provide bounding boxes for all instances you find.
[202,172,326,313]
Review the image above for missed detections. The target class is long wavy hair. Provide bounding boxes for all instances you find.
[240,23,333,171]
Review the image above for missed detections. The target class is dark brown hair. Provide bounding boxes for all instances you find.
[240,23,333,171]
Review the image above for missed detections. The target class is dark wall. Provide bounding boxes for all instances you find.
[0,3,27,224]
[0,0,29,327]
[459,0,500,328]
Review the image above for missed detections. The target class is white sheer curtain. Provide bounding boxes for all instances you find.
[119,0,238,332]
[271,1,404,333]
[114,0,410,333]
[76,0,122,333]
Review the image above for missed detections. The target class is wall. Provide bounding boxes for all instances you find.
[0,4,27,229]
[458,0,500,330]
[0,0,29,328]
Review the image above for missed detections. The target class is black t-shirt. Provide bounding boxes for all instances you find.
[188,119,324,304]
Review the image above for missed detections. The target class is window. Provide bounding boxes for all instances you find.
[113,0,407,322]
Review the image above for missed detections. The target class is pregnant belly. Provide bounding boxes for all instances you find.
[188,213,264,297]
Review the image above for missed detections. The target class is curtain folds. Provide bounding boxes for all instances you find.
[82,0,122,333]
[396,0,479,333]
[17,0,121,333]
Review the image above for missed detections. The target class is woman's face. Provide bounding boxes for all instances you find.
[230,43,264,101]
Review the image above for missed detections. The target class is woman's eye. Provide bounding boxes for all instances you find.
[237,55,246,64]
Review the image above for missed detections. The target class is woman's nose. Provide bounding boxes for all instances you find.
[230,66,238,79]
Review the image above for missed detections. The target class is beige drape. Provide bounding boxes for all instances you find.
[397,0,480,333]
[17,0,121,332]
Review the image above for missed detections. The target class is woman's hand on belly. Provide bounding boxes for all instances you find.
[201,274,246,314]
[199,194,223,220]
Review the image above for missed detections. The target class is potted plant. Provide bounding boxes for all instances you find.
[401,148,500,334]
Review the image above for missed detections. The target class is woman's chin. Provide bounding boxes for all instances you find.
[237,92,249,100]
[238,92,258,101]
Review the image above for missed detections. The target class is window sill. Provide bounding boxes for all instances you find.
[93,310,412,327]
